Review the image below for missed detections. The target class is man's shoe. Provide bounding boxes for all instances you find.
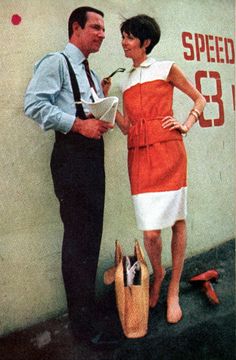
[70,321,94,344]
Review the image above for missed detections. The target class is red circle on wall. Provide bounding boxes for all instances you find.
[11,14,22,25]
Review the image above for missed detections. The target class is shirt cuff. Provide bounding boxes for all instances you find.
[56,113,76,134]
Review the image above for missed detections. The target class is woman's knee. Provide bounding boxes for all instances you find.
[144,230,161,243]
[172,219,186,230]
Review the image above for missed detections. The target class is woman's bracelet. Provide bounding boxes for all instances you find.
[190,108,200,122]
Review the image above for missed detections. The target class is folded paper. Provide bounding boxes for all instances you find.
[77,88,119,125]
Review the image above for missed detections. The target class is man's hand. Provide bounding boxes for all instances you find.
[101,77,111,97]
[71,117,113,139]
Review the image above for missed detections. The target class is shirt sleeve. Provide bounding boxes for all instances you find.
[24,53,75,133]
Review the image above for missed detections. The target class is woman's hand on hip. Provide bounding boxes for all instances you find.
[162,116,188,134]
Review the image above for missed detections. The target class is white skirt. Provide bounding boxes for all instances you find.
[132,187,187,231]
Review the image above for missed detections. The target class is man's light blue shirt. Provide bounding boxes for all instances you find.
[24,43,104,133]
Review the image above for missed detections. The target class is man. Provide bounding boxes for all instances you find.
[24,7,113,343]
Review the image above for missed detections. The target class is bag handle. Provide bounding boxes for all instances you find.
[134,240,146,264]
[115,240,123,266]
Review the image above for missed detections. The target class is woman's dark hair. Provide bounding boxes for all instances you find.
[120,14,161,54]
[68,6,104,39]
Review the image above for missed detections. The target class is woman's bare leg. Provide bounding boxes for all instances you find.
[144,230,166,308]
[167,219,186,323]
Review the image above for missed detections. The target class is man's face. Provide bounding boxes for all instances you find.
[77,12,105,57]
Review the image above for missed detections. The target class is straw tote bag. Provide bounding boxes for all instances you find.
[104,240,149,338]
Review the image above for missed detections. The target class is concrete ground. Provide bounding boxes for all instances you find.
[0,239,235,360]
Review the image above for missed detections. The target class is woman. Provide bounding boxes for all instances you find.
[115,14,206,323]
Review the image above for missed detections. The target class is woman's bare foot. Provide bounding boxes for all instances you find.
[149,268,166,308]
[167,295,182,323]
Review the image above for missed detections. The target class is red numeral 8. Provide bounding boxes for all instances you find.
[195,70,224,127]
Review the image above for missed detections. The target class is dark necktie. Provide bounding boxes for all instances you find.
[83,59,96,93]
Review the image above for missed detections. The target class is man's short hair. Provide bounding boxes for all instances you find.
[68,6,104,39]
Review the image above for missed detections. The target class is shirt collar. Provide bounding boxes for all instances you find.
[129,57,156,72]
[64,43,86,64]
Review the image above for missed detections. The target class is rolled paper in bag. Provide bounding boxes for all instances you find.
[114,241,149,338]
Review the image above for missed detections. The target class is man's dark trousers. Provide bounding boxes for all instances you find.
[50,132,105,335]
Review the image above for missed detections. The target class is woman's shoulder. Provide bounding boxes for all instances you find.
[146,58,175,80]
[120,59,175,92]
[150,58,174,70]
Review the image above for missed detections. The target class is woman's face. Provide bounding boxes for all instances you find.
[121,31,147,61]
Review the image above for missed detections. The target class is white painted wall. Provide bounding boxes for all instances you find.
[0,0,234,335]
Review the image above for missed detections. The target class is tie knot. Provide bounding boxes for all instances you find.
[83,59,89,69]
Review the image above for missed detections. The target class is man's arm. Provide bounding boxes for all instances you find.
[24,54,75,134]
[24,53,113,138]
